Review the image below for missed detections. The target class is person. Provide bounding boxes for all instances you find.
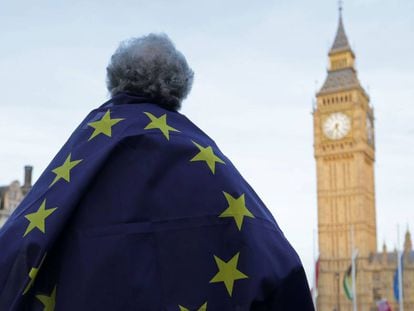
[0,33,314,310]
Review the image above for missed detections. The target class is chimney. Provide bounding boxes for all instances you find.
[23,165,33,194]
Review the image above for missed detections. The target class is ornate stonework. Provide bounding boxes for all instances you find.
[314,13,413,311]
[0,166,33,227]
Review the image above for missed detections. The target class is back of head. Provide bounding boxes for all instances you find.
[106,33,194,110]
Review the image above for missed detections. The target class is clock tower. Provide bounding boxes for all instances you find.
[314,10,377,310]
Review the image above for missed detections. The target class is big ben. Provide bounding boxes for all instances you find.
[314,9,377,311]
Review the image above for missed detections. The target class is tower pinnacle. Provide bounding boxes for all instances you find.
[330,8,352,54]
[404,228,412,253]
[317,9,364,95]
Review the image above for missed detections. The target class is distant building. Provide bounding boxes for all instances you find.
[314,9,413,311]
[0,166,33,227]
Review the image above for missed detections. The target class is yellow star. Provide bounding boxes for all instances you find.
[210,252,248,297]
[36,285,57,311]
[87,109,124,141]
[50,153,82,187]
[190,141,225,174]
[179,302,207,311]
[23,253,47,295]
[23,267,39,295]
[23,200,57,237]
[143,112,179,140]
[219,192,254,231]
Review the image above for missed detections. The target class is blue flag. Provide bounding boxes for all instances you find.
[393,253,403,302]
[0,93,314,310]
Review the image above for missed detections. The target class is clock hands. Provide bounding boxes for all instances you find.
[323,112,351,140]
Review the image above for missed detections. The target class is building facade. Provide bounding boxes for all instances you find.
[314,12,413,311]
[0,166,33,227]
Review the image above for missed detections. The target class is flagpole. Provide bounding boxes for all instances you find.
[351,225,358,311]
[397,225,404,311]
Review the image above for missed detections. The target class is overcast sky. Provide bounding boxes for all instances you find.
[1,0,413,284]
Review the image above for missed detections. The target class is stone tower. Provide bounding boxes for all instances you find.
[314,10,377,310]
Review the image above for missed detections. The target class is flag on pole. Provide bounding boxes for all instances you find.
[311,257,320,306]
[314,257,320,293]
[394,265,400,302]
[343,264,354,300]
[315,257,320,289]
[351,248,358,311]
[393,252,404,302]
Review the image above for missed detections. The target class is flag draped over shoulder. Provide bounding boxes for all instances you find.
[0,93,314,310]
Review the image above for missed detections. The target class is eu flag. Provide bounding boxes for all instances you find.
[0,93,313,310]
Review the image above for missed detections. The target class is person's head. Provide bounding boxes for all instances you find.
[106,33,194,111]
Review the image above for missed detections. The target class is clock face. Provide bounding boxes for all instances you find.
[323,112,351,140]
[366,116,374,145]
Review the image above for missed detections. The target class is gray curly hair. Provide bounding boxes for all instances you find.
[106,33,194,110]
